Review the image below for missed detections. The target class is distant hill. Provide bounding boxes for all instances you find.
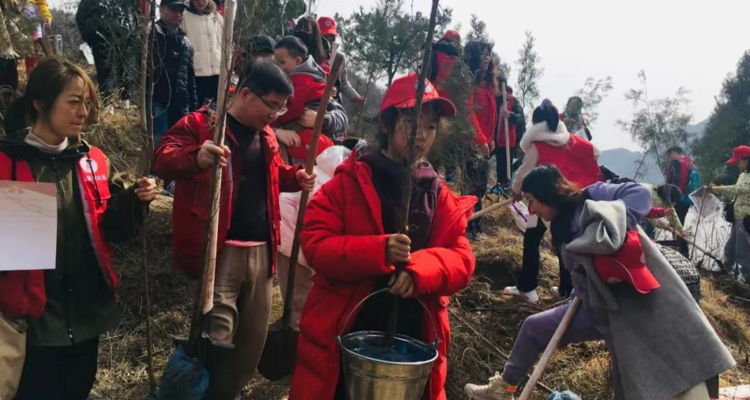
[600,119,708,184]
[599,148,664,184]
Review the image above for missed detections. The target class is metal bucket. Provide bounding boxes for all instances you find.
[337,289,439,400]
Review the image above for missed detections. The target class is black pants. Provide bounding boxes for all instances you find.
[495,147,517,187]
[0,58,18,90]
[196,75,220,108]
[466,156,489,233]
[517,221,572,296]
[15,338,100,400]
[675,201,690,225]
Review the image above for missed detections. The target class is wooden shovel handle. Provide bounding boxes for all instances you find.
[281,53,344,327]
[469,198,514,221]
[518,297,582,400]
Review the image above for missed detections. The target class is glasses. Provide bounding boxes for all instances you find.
[252,90,287,116]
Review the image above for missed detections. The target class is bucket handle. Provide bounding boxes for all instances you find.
[338,288,440,347]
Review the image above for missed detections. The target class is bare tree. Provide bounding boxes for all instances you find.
[515,30,543,120]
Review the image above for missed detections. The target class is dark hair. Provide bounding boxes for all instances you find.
[294,16,326,65]
[275,36,308,59]
[464,41,496,86]
[238,58,293,97]
[377,103,446,150]
[505,85,513,95]
[654,184,683,205]
[742,157,750,173]
[4,58,99,135]
[667,146,684,155]
[521,165,586,249]
[531,99,560,132]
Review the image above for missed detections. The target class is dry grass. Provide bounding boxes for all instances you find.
[85,116,750,399]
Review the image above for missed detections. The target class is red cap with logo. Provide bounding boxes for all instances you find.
[726,145,750,164]
[318,16,337,36]
[379,73,456,117]
[593,230,661,294]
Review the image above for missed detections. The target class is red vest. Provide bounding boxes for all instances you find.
[535,135,599,189]
[0,146,116,320]
[496,94,517,148]
[666,156,694,192]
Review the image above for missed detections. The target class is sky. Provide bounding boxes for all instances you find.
[48,0,750,152]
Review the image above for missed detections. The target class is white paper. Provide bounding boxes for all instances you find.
[689,187,723,219]
[0,181,57,271]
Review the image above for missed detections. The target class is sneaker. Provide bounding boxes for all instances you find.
[161,180,175,197]
[502,286,539,304]
[464,372,517,400]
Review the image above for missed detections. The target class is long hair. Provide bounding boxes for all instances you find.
[4,58,99,135]
[464,41,496,86]
[294,16,326,65]
[531,99,560,132]
[521,165,586,249]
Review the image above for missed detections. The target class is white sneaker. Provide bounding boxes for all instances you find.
[464,372,517,400]
[502,286,539,304]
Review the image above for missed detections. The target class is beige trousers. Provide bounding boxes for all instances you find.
[0,314,26,400]
[669,383,710,400]
[204,243,273,400]
[276,253,315,331]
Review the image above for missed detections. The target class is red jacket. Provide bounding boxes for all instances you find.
[152,110,302,278]
[0,146,116,320]
[536,135,600,189]
[290,152,477,400]
[276,57,327,126]
[471,82,497,146]
[496,94,517,148]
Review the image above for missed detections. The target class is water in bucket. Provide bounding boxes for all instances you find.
[338,290,439,400]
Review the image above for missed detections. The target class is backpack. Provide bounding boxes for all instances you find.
[683,167,702,205]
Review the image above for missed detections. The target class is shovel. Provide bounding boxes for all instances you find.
[257,52,345,381]
[154,1,237,399]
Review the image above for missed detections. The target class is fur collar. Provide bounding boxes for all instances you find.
[520,121,570,152]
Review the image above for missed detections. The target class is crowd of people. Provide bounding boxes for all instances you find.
[0,3,748,400]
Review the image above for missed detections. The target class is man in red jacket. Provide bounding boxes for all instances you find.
[152,58,316,400]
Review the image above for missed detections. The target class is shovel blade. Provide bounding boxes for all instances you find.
[258,325,299,381]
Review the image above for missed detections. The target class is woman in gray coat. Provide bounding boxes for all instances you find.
[464,165,735,400]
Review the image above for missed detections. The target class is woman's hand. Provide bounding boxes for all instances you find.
[478,143,490,157]
[385,233,411,265]
[512,191,523,202]
[665,208,676,217]
[135,177,157,202]
[389,270,415,298]
[295,169,317,192]
[276,129,302,147]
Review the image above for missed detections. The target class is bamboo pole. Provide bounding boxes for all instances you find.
[384,0,441,348]
[188,0,237,357]
[502,82,511,182]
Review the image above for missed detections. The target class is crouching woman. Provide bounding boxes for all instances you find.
[0,58,156,400]
[289,74,477,400]
[465,165,735,400]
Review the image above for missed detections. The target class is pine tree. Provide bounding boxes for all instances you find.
[515,31,543,119]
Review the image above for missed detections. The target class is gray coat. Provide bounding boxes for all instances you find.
[564,199,735,400]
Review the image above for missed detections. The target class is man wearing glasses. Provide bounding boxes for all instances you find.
[152,58,316,400]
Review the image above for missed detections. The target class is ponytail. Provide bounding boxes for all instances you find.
[531,98,560,132]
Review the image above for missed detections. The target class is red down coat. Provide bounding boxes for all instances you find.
[289,152,477,400]
[471,82,497,147]
[152,109,302,278]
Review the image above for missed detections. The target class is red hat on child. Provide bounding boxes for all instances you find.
[379,73,456,117]
[593,230,661,294]
[318,16,338,36]
[726,145,750,164]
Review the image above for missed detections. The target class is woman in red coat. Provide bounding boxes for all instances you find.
[289,74,477,400]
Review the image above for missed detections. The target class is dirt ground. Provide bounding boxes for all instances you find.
[85,112,750,400]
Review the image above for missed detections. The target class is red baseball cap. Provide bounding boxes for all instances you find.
[442,30,460,41]
[594,230,661,294]
[379,73,456,117]
[318,16,337,37]
[726,145,750,164]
